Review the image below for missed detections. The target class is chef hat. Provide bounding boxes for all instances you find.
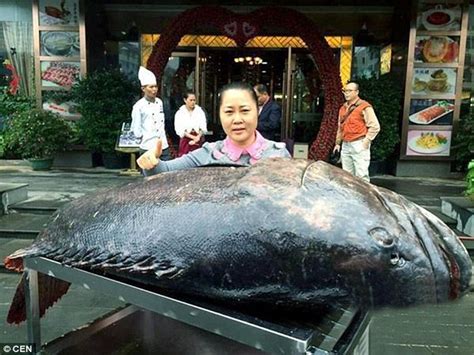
[138,66,156,86]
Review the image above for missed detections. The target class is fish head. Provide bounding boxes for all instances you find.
[300,161,472,308]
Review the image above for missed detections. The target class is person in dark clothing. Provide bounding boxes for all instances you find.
[253,84,282,141]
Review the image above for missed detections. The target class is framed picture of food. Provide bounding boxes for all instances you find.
[41,61,80,89]
[416,3,462,31]
[39,0,79,27]
[406,129,452,157]
[411,68,456,95]
[41,31,80,57]
[42,90,81,120]
[415,36,459,64]
[409,99,454,126]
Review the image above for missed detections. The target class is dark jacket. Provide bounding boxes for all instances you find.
[257,100,281,141]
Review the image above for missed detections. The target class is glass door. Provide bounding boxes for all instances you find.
[160,51,197,149]
[282,48,325,147]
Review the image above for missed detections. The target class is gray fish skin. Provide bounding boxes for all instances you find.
[6,159,472,315]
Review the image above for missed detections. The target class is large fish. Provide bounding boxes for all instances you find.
[5,159,472,323]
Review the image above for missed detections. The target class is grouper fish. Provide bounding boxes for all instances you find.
[5,159,472,323]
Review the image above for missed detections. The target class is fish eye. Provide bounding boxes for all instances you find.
[369,227,396,248]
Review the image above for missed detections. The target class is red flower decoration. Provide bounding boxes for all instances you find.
[147,6,343,161]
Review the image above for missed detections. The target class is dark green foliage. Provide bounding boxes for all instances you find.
[356,74,403,161]
[451,110,474,173]
[4,109,72,159]
[72,69,138,153]
[0,88,34,118]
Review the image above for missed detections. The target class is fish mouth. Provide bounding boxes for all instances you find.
[412,206,471,302]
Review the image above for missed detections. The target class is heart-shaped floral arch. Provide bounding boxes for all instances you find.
[147,6,344,161]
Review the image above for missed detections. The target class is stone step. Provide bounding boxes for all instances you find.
[441,196,474,237]
[0,183,29,216]
[9,198,64,215]
[422,205,457,227]
[0,237,33,272]
[0,212,51,239]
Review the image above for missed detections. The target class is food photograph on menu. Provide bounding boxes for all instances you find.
[41,61,80,89]
[42,91,80,119]
[41,31,80,57]
[409,99,454,126]
[411,68,456,95]
[39,0,79,26]
[415,36,459,63]
[416,3,462,31]
[406,129,452,157]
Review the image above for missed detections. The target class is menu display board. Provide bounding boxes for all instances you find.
[34,0,85,119]
[117,122,142,149]
[401,0,467,160]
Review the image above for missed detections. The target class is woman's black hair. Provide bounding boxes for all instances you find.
[182,90,195,100]
[218,82,258,108]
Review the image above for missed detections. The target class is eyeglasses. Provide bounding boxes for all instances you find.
[342,89,357,93]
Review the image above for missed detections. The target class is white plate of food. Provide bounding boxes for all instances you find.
[421,7,455,30]
[408,132,449,154]
[417,36,459,63]
[409,102,454,125]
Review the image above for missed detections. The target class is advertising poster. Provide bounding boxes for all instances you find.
[41,31,80,57]
[409,99,454,126]
[42,91,80,119]
[406,129,452,157]
[415,36,459,64]
[411,68,456,95]
[41,61,80,89]
[416,3,462,31]
[39,0,79,26]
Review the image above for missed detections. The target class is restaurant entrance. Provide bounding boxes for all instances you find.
[159,45,334,151]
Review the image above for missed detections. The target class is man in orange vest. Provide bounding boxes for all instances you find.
[332,82,380,182]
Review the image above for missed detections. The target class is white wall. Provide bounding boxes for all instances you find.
[0,0,32,22]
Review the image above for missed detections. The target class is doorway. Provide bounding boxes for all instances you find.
[159,45,340,153]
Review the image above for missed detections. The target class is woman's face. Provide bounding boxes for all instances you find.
[184,94,196,110]
[219,89,258,147]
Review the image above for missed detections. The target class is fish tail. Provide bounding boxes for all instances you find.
[7,272,70,324]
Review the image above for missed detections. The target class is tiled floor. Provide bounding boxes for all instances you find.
[0,164,472,354]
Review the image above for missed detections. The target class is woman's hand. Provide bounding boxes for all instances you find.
[137,139,162,170]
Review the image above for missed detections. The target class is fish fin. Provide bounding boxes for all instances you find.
[7,273,70,324]
[4,255,24,272]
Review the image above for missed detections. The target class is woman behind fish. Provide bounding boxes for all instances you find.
[138,82,290,175]
[174,90,208,157]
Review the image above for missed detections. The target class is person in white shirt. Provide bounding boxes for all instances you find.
[131,66,171,160]
[174,91,208,157]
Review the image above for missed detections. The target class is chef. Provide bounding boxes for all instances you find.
[131,66,171,160]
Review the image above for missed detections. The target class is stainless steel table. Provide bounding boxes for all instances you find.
[23,257,370,355]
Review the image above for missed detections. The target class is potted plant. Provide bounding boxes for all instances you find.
[355,73,403,175]
[72,69,138,168]
[4,109,72,170]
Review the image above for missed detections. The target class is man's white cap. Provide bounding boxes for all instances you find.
[138,66,156,86]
